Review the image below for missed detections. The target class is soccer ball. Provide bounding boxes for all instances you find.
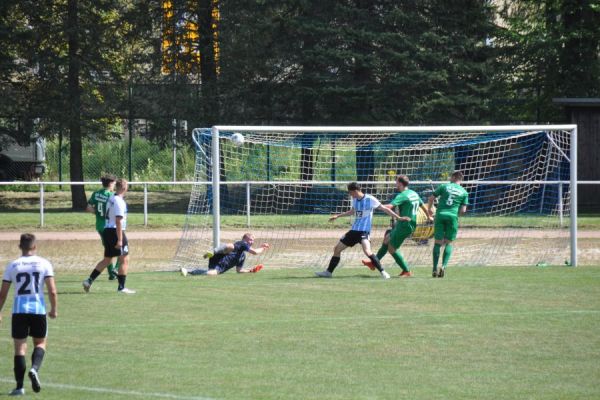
[230,133,245,147]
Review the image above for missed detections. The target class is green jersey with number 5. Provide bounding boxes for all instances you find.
[88,188,112,232]
[434,183,468,217]
[390,189,423,229]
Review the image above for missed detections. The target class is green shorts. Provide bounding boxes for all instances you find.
[434,213,459,241]
[389,224,414,248]
[97,229,106,246]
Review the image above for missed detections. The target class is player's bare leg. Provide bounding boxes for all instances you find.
[117,255,135,293]
[316,241,347,278]
[83,257,114,292]
[361,240,390,279]
[362,231,390,270]
[27,337,46,393]
[11,339,28,395]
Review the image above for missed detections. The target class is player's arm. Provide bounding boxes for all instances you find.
[85,205,94,213]
[377,204,405,221]
[420,203,434,222]
[0,280,11,324]
[329,208,354,221]
[115,216,124,248]
[248,243,270,255]
[459,205,467,216]
[45,276,57,319]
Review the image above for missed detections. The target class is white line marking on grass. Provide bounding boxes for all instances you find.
[0,378,216,400]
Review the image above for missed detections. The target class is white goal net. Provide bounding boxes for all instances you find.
[173,126,576,271]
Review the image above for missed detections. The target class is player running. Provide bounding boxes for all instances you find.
[428,171,469,277]
[315,182,402,279]
[83,178,135,293]
[87,174,118,280]
[0,233,58,395]
[364,175,431,277]
[180,233,269,276]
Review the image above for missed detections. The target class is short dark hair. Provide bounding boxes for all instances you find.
[396,175,409,187]
[19,233,36,251]
[116,178,128,192]
[101,174,116,188]
[347,182,361,192]
[451,171,464,181]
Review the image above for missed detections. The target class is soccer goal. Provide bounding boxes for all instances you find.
[173,125,577,271]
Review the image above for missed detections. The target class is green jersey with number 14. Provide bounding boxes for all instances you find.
[434,183,468,217]
[88,188,112,232]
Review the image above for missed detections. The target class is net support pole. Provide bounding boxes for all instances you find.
[211,126,221,248]
[246,182,251,227]
[570,126,578,266]
[39,183,44,228]
[558,183,563,227]
[143,183,148,227]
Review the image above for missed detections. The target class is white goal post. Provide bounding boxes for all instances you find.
[174,124,577,270]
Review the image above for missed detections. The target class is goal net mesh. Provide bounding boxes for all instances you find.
[173,128,571,271]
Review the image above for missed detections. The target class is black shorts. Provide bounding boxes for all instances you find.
[12,314,47,339]
[102,228,129,258]
[340,230,370,247]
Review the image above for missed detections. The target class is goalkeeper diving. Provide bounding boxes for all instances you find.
[180,233,270,276]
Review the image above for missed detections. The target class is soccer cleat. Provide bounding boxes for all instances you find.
[202,251,214,259]
[180,267,188,277]
[381,270,391,279]
[315,270,332,278]
[28,368,41,393]
[82,279,91,293]
[361,259,376,271]
[432,269,438,278]
[118,288,136,294]
[9,388,25,396]
[438,267,445,278]
[399,271,413,278]
[250,264,263,273]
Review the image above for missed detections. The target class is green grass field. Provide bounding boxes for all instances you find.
[0,267,598,399]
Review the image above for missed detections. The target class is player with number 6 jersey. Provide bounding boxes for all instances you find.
[428,171,469,277]
[0,233,57,395]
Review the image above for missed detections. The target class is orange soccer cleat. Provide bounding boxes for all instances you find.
[250,264,264,273]
[399,271,413,278]
[361,259,376,271]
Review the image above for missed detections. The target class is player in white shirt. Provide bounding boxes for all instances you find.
[0,233,57,395]
[315,182,402,279]
[83,178,135,294]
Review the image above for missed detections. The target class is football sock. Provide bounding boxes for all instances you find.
[327,256,341,273]
[14,355,26,389]
[117,274,126,290]
[433,244,441,271]
[31,347,45,371]
[89,269,101,282]
[392,251,409,272]
[376,244,387,260]
[190,269,208,275]
[368,254,384,272]
[107,263,116,277]
[442,244,453,267]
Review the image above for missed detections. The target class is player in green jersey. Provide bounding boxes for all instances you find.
[428,171,469,278]
[363,175,431,277]
[86,175,118,280]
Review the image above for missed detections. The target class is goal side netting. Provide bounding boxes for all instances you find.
[173,126,575,271]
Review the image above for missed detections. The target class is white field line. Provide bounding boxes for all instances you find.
[0,377,216,400]
[14,309,597,331]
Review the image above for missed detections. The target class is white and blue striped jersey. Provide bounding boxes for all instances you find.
[105,194,127,230]
[2,255,54,315]
[351,194,381,232]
